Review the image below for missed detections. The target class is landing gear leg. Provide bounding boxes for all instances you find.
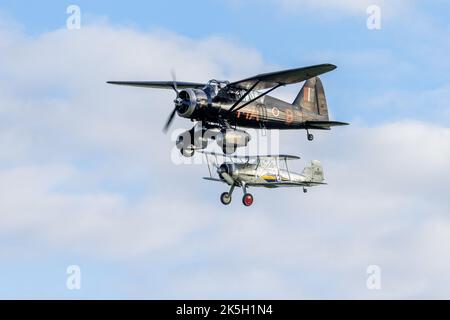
[220,184,235,206]
[241,183,254,207]
[307,130,314,141]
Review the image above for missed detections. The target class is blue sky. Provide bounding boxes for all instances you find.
[2,0,449,124]
[0,1,449,299]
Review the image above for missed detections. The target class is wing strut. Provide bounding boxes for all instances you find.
[227,84,283,116]
[227,81,260,115]
[285,159,292,181]
[205,153,213,178]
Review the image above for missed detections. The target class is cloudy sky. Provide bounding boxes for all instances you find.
[0,0,449,299]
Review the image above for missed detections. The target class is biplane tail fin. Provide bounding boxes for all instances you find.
[293,77,329,121]
[302,160,325,183]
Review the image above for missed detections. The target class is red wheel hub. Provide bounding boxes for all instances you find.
[244,194,253,206]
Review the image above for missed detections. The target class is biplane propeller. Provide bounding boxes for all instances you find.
[108,64,349,157]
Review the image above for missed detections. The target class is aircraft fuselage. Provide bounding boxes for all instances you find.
[210,95,316,130]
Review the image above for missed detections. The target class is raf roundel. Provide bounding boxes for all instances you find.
[272,107,280,117]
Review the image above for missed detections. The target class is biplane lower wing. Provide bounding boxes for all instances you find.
[246,181,328,188]
[203,177,225,183]
[203,178,326,189]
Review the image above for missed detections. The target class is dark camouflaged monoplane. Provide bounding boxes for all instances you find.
[108,64,348,157]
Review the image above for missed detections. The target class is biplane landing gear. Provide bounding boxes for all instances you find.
[307,130,314,141]
[241,183,254,207]
[220,192,232,205]
[242,193,254,207]
[220,184,235,206]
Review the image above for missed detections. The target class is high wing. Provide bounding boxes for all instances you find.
[107,64,336,91]
[227,64,337,91]
[200,151,300,161]
[107,81,206,90]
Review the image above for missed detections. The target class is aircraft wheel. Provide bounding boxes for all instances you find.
[242,193,254,207]
[303,188,308,194]
[307,133,314,141]
[180,147,195,158]
[220,192,232,205]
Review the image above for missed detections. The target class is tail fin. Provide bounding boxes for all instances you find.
[302,160,324,183]
[293,77,329,120]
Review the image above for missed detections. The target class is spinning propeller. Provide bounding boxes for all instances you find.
[163,70,181,133]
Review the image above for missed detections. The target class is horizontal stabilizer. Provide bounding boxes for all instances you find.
[305,121,349,129]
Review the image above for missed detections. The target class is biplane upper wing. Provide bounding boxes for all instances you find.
[200,151,300,161]
[107,81,206,90]
[227,64,337,91]
[249,154,301,161]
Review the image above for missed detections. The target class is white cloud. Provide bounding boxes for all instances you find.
[0,165,216,259]
[0,19,449,299]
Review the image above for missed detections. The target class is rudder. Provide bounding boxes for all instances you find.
[293,77,329,120]
[302,160,324,183]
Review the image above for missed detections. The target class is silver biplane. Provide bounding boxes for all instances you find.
[202,152,326,206]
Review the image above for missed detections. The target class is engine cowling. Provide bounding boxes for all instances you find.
[215,129,251,150]
[176,89,209,119]
[218,163,238,184]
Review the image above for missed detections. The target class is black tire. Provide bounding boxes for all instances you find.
[220,192,232,205]
[307,133,314,141]
[242,193,254,207]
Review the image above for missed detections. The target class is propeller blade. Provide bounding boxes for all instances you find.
[164,70,180,133]
[171,70,179,94]
[163,107,178,133]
